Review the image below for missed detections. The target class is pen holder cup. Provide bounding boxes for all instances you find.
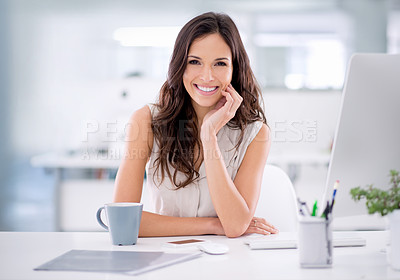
[298,216,333,268]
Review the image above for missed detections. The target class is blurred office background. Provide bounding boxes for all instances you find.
[0,0,399,231]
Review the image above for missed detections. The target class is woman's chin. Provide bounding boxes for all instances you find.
[196,96,221,108]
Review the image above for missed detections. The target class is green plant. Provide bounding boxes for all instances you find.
[350,170,400,216]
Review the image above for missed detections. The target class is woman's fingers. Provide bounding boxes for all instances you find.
[214,96,227,111]
[249,217,279,235]
[221,89,234,112]
[217,84,242,122]
[258,222,279,234]
[249,227,271,235]
[256,217,279,232]
[226,84,243,112]
[201,84,241,137]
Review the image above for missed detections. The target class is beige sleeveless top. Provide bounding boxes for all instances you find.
[146,105,263,218]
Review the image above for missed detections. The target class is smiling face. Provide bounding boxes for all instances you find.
[183,33,233,113]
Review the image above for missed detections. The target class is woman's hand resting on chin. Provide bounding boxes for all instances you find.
[200,84,243,142]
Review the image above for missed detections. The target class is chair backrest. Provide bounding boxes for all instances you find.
[254,164,298,232]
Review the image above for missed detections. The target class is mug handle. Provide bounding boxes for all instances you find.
[96,206,108,230]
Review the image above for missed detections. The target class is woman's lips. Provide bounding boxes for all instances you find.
[195,84,219,96]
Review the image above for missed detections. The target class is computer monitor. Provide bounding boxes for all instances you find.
[323,53,400,218]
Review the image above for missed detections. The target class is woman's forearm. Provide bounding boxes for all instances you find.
[202,135,253,237]
[138,211,224,237]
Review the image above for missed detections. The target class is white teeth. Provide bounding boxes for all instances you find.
[197,85,217,92]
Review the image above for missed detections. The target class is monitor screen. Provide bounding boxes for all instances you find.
[323,54,400,218]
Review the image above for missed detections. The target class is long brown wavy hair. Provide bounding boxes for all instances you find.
[151,12,266,189]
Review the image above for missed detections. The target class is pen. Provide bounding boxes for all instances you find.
[297,198,311,216]
[321,201,330,220]
[330,180,340,212]
[311,200,318,216]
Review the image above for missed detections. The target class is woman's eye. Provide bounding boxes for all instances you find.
[216,61,227,66]
[188,60,200,65]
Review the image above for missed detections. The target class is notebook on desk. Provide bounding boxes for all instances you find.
[34,250,201,276]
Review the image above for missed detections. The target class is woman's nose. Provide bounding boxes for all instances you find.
[199,66,214,82]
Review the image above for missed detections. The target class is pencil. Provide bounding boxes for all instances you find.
[330,180,340,212]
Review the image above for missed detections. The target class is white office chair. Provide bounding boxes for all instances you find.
[254,164,298,232]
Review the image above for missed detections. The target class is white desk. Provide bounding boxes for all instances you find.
[1,231,399,280]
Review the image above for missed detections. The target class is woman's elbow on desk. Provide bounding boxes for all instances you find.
[222,217,279,238]
[221,220,249,238]
[225,229,246,238]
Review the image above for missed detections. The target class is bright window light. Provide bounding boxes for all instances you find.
[254,32,345,89]
[285,74,305,90]
[305,39,345,89]
[113,26,182,47]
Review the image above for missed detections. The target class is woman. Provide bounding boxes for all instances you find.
[114,12,277,237]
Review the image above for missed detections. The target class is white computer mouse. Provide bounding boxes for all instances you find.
[198,242,229,255]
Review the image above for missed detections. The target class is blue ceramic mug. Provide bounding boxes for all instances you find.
[96,202,143,246]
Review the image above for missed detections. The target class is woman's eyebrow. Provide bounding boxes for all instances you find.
[187,55,231,62]
[215,57,231,62]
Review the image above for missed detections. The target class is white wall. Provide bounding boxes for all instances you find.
[265,90,341,155]
[9,4,343,157]
[9,6,183,155]
[265,90,341,207]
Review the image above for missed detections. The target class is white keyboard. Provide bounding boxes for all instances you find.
[244,237,366,250]
[332,237,366,247]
